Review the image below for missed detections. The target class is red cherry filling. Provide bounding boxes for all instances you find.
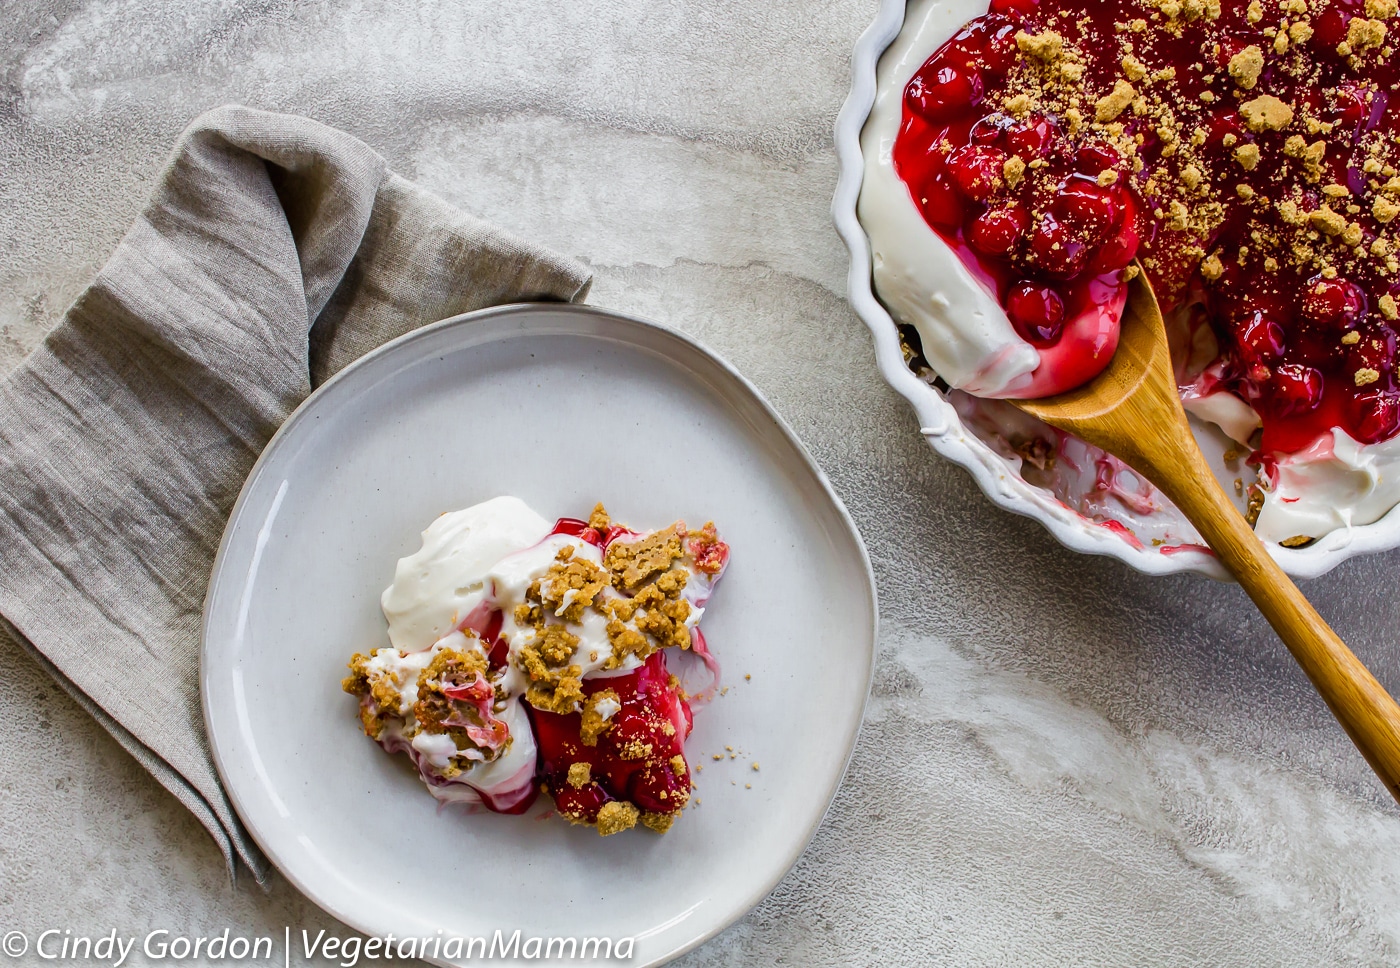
[892,0,1400,458]
[1350,390,1400,444]
[1006,281,1065,344]
[1235,313,1287,367]
[1007,117,1058,160]
[1267,364,1325,417]
[947,144,1008,200]
[1302,278,1366,331]
[533,651,693,826]
[970,204,1029,256]
[893,18,1141,397]
[906,66,984,123]
[1030,214,1091,278]
[546,516,605,546]
[457,515,714,828]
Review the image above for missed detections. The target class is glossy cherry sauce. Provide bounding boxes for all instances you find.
[895,0,1400,454]
[465,516,696,821]
[532,650,693,823]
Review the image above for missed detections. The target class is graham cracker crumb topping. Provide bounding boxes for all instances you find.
[509,506,725,711]
[640,810,677,834]
[604,522,685,591]
[595,800,640,836]
[579,689,620,745]
[1227,45,1264,88]
[1016,28,1067,61]
[343,639,509,778]
[587,502,611,531]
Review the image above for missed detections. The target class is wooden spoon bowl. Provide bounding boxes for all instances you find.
[1013,264,1400,804]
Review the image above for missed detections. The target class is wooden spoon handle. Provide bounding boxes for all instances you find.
[1150,435,1400,804]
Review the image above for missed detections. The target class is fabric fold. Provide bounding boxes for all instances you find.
[0,104,591,884]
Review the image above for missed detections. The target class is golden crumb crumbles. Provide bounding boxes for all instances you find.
[595,800,640,836]
[346,499,730,838]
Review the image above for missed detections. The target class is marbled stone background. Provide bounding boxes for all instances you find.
[3,1,1400,965]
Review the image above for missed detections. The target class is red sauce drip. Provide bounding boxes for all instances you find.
[1159,542,1215,556]
[481,610,507,670]
[1094,517,1144,548]
[477,785,537,814]
[894,0,1400,455]
[548,516,604,546]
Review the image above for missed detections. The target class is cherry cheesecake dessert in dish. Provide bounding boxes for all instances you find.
[861,0,1400,548]
[342,496,729,836]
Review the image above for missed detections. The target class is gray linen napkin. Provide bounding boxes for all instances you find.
[0,105,592,884]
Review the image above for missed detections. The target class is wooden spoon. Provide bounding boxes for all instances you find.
[1012,264,1400,804]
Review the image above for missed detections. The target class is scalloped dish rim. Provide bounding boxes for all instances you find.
[831,0,1400,581]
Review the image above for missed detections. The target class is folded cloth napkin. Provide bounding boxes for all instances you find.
[0,105,591,884]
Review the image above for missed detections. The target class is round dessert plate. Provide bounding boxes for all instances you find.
[832,0,1400,580]
[202,304,876,967]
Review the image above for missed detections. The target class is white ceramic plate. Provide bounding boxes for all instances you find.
[832,0,1400,580]
[202,304,876,967]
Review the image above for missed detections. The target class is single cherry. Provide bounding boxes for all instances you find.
[626,761,690,813]
[550,780,610,824]
[969,204,1029,256]
[947,144,1007,201]
[1029,215,1088,278]
[1302,277,1366,330]
[602,706,655,748]
[918,174,964,229]
[979,19,1021,75]
[1006,281,1066,344]
[1088,217,1140,272]
[1073,141,1122,177]
[1349,389,1400,444]
[1268,363,1324,416]
[1234,312,1287,365]
[1005,115,1058,161]
[1051,180,1121,239]
[906,65,984,123]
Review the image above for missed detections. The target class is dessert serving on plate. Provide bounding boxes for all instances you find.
[342,496,729,836]
[854,0,1400,557]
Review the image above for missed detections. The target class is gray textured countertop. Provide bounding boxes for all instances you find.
[4,2,1400,965]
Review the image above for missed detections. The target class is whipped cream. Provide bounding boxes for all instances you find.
[860,0,1400,548]
[1255,431,1400,543]
[490,534,636,684]
[367,496,554,809]
[358,633,538,810]
[360,643,443,715]
[381,495,550,652]
[860,0,1040,397]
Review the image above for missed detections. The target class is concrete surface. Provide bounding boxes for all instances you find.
[3,1,1400,965]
